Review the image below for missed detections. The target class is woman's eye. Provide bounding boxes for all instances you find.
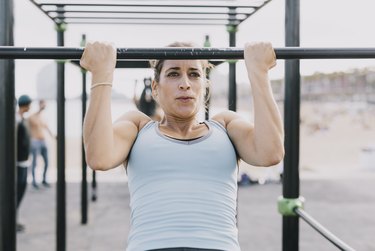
[190,72,201,78]
[167,72,179,77]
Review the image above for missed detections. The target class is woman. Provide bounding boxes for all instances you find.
[80,41,284,251]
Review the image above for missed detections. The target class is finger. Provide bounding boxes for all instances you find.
[80,50,88,69]
[80,42,93,69]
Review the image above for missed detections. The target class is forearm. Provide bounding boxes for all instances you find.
[249,69,284,162]
[80,42,119,170]
[83,86,115,169]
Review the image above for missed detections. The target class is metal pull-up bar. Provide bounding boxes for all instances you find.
[1,46,375,59]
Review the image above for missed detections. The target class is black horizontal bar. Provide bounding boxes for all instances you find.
[70,60,224,69]
[1,46,375,60]
[38,2,260,9]
[54,16,244,21]
[66,21,232,26]
[295,208,355,251]
[46,10,254,15]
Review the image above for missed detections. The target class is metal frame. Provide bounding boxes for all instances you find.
[0,1,16,250]
[0,1,273,251]
[283,1,300,249]
[1,1,365,251]
[2,46,375,59]
[294,208,355,251]
[0,44,368,250]
[29,0,271,26]
[26,0,273,113]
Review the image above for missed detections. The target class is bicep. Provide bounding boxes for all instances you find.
[111,120,138,166]
[226,117,258,165]
[213,111,257,165]
[85,111,149,170]
[112,111,151,165]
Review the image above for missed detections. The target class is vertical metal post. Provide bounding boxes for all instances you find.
[80,34,88,224]
[227,22,238,111]
[0,0,16,250]
[56,20,67,251]
[283,0,300,250]
[91,171,97,201]
[203,34,211,120]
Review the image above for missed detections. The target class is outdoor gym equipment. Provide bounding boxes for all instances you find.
[1,46,375,60]
[1,45,369,251]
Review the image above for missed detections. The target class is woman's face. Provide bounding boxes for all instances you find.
[152,60,206,119]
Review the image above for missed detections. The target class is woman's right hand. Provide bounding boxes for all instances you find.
[80,41,117,84]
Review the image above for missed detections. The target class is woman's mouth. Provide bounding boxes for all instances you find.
[176,96,194,102]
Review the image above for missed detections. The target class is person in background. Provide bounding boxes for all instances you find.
[133,77,163,121]
[16,94,32,232]
[80,41,284,251]
[28,99,54,188]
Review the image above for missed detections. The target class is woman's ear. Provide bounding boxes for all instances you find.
[151,80,158,99]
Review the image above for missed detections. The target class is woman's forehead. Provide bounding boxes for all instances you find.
[162,60,204,70]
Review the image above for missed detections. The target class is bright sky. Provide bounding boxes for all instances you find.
[13,0,375,99]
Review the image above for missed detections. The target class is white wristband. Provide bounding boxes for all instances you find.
[91,82,112,90]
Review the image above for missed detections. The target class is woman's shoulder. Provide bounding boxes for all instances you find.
[211,110,241,129]
[115,110,153,132]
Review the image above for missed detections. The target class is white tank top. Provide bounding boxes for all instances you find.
[126,120,240,251]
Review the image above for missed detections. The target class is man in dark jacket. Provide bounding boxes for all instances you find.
[16,94,32,232]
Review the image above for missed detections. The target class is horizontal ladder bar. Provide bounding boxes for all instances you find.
[1,46,375,60]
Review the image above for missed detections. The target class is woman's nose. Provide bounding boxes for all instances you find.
[178,77,191,90]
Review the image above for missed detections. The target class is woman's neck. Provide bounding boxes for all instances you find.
[159,115,204,138]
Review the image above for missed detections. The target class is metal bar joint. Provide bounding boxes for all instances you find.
[278,196,305,217]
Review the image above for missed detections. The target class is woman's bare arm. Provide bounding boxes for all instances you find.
[213,42,284,167]
[80,42,149,170]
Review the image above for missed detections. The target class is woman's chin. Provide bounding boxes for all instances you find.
[174,108,199,118]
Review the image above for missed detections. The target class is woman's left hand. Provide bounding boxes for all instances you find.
[244,42,276,73]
